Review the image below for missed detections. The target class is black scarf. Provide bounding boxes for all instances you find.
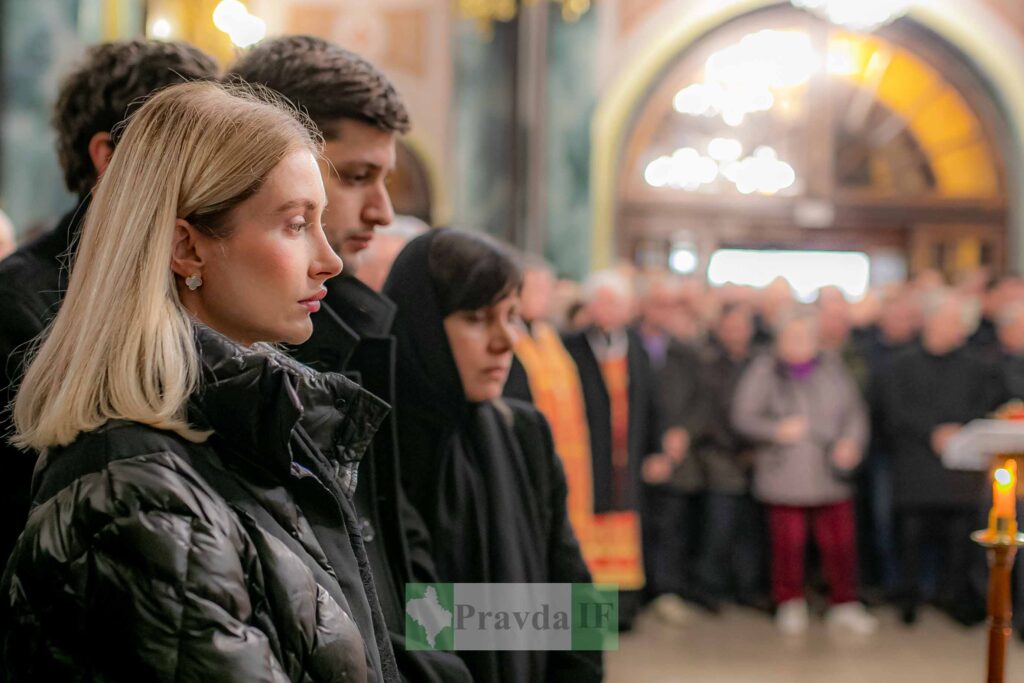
[383,231,546,682]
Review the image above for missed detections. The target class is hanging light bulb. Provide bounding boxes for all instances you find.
[213,0,248,33]
[150,18,173,39]
[213,0,266,48]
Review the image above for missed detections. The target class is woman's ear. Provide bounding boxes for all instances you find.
[87,132,115,178]
[170,219,205,280]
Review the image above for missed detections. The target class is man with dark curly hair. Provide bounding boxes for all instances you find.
[0,39,218,568]
[231,38,473,683]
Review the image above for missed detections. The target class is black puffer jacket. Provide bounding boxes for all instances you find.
[0,202,86,570]
[1,325,398,682]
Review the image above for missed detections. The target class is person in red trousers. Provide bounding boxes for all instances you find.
[732,305,877,636]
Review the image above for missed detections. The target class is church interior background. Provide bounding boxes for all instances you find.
[4,0,1024,680]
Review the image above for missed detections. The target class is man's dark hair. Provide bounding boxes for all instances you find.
[429,230,522,316]
[53,40,219,197]
[228,35,411,138]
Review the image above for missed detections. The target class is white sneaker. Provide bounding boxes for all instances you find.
[775,598,809,635]
[825,602,879,635]
[652,594,693,627]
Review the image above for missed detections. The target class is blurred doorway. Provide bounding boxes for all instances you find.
[616,5,1010,284]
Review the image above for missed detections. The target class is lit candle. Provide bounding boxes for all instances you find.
[989,459,1018,537]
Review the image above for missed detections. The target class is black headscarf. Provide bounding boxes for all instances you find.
[383,230,546,682]
[383,231,466,436]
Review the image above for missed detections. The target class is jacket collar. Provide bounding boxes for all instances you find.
[325,274,396,340]
[294,274,396,372]
[189,325,389,487]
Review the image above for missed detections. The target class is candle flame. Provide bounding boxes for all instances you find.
[995,468,1013,487]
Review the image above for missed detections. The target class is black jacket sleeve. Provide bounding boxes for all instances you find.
[0,289,48,572]
[3,452,294,682]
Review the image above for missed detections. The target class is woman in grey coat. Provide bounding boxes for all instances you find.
[732,306,876,636]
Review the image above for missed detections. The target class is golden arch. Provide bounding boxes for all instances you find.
[591,0,1024,269]
[830,31,999,199]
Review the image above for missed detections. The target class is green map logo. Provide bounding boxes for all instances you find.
[406,583,455,651]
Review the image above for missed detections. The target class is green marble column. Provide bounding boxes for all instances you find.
[1,0,82,236]
[451,19,518,242]
[544,4,598,280]
[0,0,142,238]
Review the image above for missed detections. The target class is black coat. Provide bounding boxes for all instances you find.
[2,325,399,681]
[691,342,755,494]
[1000,352,1024,401]
[861,330,913,461]
[969,316,1000,362]
[289,274,471,683]
[562,327,661,513]
[877,343,1006,509]
[654,338,705,493]
[0,202,85,570]
[383,231,602,683]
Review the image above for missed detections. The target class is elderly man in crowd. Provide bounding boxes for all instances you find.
[691,302,767,611]
[564,270,662,629]
[860,287,925,598]
[877,289,1005,626]
[634,274,708,621]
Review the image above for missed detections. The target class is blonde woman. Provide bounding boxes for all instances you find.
[3,81,398,682]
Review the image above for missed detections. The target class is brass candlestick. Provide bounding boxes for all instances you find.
[971,522,1024,683]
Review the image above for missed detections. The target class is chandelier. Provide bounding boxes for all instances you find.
[790,0,912,32]
[457,0,591,37]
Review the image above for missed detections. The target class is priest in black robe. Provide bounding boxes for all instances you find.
[563,271,662,628]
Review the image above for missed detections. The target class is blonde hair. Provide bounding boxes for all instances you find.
[12,81,320,450]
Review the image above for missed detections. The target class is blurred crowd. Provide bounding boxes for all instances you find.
[506,263,1024,638]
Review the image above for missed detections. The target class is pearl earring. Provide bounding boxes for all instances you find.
[185,273,203,291]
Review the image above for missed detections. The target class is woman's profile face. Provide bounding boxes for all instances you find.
[443,293,521,403]
[181,150,343,346]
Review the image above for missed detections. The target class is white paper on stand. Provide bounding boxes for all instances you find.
[942,419,1024,471]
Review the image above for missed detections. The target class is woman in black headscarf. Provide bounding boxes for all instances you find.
[383,229,603,683]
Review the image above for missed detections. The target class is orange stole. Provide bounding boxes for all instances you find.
[599,355,630,510]
[515,322,593,538]
[587,511,644,590]
[595,353,644,589]
[515,324,644,589]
